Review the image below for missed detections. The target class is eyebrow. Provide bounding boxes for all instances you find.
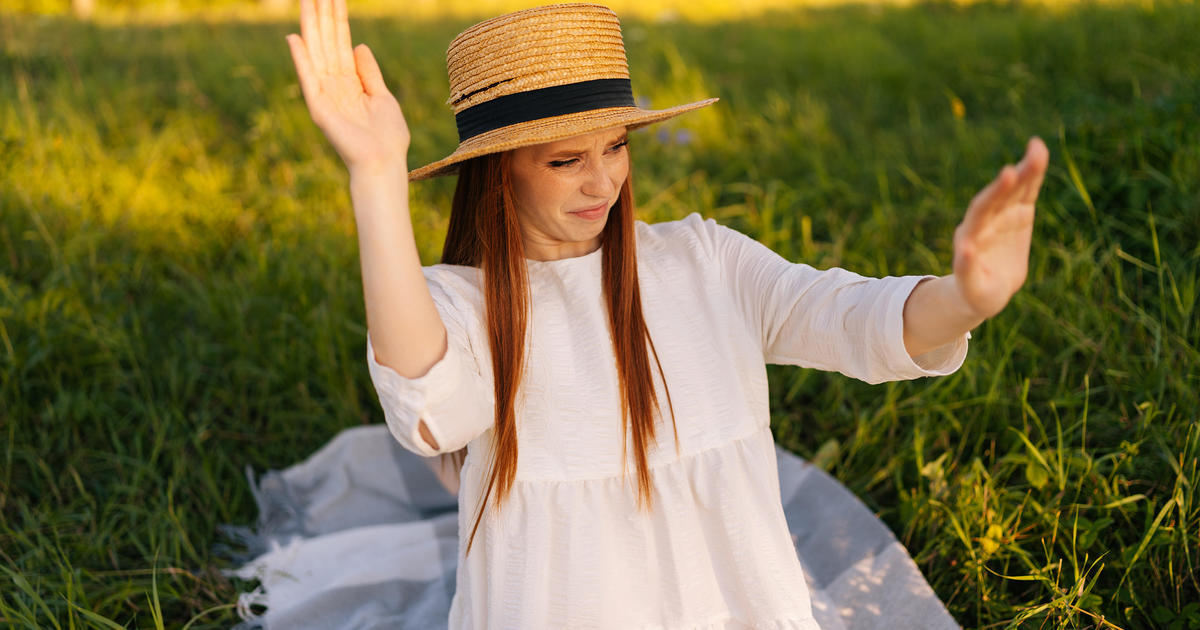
[545,134,628,158]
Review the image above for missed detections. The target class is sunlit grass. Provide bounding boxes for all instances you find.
[2,1,1198,628]
[5,0,1170,23]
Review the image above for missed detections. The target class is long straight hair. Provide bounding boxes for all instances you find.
[437,147,676,557]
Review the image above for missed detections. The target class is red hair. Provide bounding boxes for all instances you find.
[437,146,676,557]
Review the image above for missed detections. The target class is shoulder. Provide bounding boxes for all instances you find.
[635,212,747,258]
[635,212,761,265]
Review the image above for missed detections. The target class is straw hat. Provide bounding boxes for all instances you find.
[408,3,718,181]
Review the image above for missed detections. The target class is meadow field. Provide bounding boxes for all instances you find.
[2,0,1198,627]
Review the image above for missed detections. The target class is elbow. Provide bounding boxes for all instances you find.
[405,416,466,457]
[418,419,440,452]
[382,414,450,457]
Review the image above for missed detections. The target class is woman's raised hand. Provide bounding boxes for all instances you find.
[951,137,1050,320]
[286,0,410,174]
[900,137,1048,357]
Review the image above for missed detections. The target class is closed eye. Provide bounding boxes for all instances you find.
[547,138,628,168]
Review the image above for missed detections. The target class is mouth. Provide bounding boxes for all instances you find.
[568,202,609,221]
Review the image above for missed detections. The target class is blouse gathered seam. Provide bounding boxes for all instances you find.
[462,422,772,485]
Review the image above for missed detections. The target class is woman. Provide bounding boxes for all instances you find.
[271,0,1049,627]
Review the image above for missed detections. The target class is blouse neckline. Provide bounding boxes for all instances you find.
[525,245,603,269]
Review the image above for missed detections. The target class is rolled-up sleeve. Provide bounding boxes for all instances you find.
[366,273,494,457]
[702,216,969,384]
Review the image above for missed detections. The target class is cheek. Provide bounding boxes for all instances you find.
[517,179,572,222]
[509,168,532,209]
[511,169,551,216]
[608,154,630,185]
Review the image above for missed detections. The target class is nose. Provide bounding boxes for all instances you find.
[580,159,617,199]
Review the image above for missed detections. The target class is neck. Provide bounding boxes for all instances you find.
[522,235,601,262]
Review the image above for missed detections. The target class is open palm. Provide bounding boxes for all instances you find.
[952,137,1050,319]
[286,0,410,172]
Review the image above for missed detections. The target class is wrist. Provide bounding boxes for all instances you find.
[348,163,410,204]
[902,274,984,358]
[943,274,989,325]
[348,163,412,224]
[348,160,409,182]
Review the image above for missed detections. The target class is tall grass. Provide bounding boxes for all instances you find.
[2,1,1197,628]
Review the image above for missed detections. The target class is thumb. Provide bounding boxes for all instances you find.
[354,44,388,96]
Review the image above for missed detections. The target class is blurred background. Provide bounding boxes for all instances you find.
[2,0,1197,628]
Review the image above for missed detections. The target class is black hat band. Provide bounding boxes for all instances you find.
[455,78,636,143]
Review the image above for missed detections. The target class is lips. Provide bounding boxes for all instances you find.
[569,202,608,221]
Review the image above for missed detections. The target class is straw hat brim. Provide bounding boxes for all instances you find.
[408,97,718,181]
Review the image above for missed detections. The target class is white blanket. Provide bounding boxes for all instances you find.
[226,425,959,630]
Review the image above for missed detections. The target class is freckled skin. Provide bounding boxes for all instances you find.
[508,126,630,261]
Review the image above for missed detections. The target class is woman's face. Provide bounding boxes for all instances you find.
[508,126,630,261]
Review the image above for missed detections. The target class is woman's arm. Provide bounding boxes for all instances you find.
[286,0,446,379]
[287,0,447,449]
[351,170,447,451]
[902,137,1050,357]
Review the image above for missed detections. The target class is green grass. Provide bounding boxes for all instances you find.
[2,1,1198,628]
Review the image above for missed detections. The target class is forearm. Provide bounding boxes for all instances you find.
[350,163,448,378]
[902,274,984,358]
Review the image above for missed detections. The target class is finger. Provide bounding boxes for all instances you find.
[1016,136,1050,205]
[334,0,356,76]
[299,0,327,76]
[961,164,1019,235]
[286,34,321,104]
[318,0,341,74]
[354,44,388,96]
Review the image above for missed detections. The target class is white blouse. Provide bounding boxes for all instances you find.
[367,213,968,629]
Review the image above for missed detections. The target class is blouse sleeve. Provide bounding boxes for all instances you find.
[698,215,969,384]
[365,272,494,457]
